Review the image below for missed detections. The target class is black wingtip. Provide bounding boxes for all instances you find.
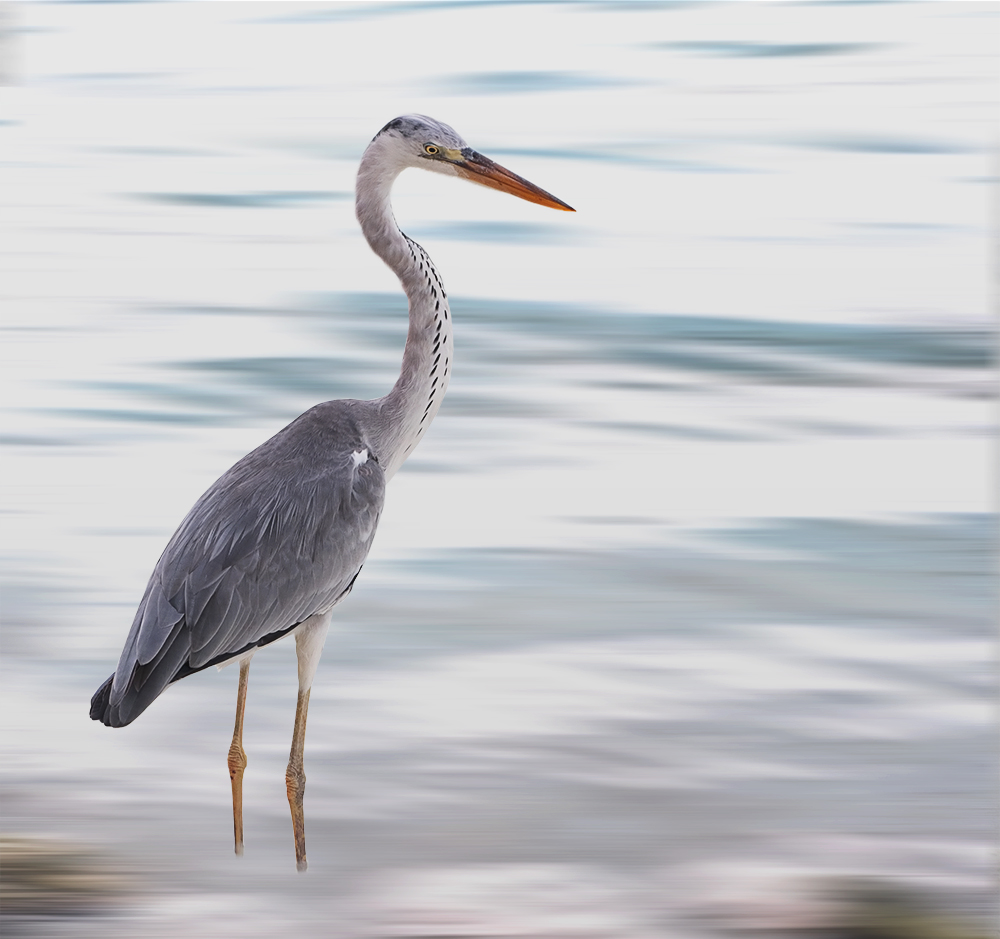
[89,674,114,725]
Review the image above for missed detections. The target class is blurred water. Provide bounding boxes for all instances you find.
[1,1,997,936]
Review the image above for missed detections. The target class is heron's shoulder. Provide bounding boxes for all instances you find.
[241,400,383,468]
[163,400,386,573]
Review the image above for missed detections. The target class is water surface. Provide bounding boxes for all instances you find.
[1,2,996,936]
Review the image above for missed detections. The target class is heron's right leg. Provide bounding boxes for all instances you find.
[228,657,251,855]
[285,612,330,873]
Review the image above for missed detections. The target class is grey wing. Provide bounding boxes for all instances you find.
[91,406,385,727]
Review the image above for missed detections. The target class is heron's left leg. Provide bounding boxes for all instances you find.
[285,612,331,873]
[227,656,252,855]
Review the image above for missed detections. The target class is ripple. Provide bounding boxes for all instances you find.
[426,69,638,96]
[407,220,583,245]
[788,134,974,155]
[656,40,887,58]
[133,190,351,209]
[255,1,575,26]
[491,143,750,174]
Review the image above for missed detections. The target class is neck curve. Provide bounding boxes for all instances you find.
[355,146,454,481]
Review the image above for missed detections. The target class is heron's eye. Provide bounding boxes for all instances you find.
[424,144,439,155]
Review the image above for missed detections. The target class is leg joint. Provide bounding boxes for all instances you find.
[228,743,247,776]
[285,763,306,804]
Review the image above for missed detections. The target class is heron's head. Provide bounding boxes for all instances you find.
[368,114,574,212]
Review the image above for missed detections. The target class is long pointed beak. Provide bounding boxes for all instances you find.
[454,150,575,212]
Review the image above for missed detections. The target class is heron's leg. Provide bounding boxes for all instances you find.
[286,686,312,871]
[285,613,330,873]
[227,656,251,855]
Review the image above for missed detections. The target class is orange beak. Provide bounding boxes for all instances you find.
[454,149,575,212]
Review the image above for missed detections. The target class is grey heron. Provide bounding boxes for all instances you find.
[89,115,573,871]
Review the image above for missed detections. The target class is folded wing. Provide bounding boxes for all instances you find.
[91,402,385,727]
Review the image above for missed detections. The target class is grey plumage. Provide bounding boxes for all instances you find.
[92,401,384,727]
[88,115,572,868]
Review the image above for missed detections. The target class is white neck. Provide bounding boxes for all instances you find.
[356,145,455,481]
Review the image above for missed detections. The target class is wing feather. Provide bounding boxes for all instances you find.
[134,583,184,665]
[95,402,386,726]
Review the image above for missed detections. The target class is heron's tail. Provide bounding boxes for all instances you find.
[89,674,117,726]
